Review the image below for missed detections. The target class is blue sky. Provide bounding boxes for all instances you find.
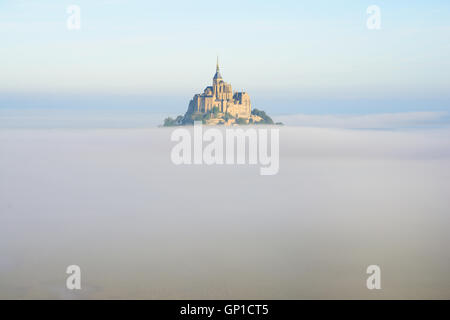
[1,0,450,117]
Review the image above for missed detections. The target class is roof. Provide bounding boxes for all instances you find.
[214,57,223,80]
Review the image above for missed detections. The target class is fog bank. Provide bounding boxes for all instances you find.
[1,127,449,299]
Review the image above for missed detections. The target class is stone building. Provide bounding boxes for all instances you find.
[185,59,251,120]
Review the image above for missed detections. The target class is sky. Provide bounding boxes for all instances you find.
[1,0,450,118]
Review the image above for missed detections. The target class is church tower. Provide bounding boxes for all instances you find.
[213,57,232,102]
[213,57,223,100]
[213,57,222,83]
[184,57,251,121]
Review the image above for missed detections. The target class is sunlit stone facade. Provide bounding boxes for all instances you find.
[185,59,251,119]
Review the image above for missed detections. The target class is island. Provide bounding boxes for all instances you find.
[163,58,281,126]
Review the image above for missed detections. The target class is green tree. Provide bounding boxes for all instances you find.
[251,108,274,124]
[212,106,220,116]
[163,117,176,126]
[236,117,247,125]
[175,115,184,125]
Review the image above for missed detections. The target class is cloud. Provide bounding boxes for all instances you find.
[1,127,450,298]
[274,111,450,129]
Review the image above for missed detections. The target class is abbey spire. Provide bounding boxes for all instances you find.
[213,56,222,81]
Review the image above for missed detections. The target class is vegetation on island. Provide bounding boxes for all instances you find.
[162,107,282,127]
[163,115,184,127]
[251,109,274,124]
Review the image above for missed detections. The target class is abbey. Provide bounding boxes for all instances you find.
[162,58,278,126]
[183,59,260,125]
